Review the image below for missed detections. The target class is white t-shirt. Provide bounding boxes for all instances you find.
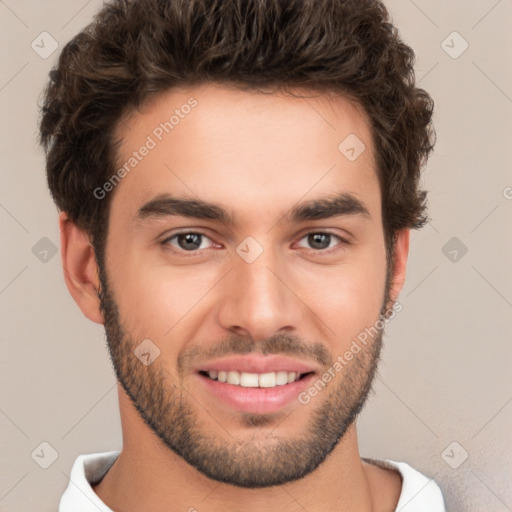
[59,451,446,511]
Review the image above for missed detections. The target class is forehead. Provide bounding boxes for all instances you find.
[110,83,380,227]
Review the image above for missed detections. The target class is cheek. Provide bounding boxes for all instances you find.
[297,248,387,343]
[110,256,220,340]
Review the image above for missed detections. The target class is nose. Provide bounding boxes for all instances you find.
[216,248,303,341]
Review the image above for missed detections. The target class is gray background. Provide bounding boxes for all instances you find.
[1,1,511,510]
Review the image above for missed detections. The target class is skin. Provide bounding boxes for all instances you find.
[59,83,409,511]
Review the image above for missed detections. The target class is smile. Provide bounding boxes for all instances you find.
[200,370,312,388]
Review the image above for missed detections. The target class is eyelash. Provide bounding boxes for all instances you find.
[160,230,350,256]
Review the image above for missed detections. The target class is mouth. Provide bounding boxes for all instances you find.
[199,370,314,388]
[194,355,319,414]
[196,370,316,414]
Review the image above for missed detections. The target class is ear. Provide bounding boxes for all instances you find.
[387,228,410,305]
[59,211,104,325]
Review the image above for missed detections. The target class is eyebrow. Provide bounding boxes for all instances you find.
[134,192,371,226]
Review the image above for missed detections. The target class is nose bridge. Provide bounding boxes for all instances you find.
[217,241,301,339]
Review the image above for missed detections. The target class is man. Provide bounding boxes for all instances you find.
[39,0,445,510]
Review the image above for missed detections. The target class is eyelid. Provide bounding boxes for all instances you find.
[295,226,351,241]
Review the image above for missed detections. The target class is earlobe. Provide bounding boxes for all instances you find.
[59,211,105,325]
[388,228,410,306]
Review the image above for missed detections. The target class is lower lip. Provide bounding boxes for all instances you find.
[196,373,316,414]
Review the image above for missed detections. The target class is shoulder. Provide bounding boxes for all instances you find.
[362,457,446,512]
[58,451,120,512]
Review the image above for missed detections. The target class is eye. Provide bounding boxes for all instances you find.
[160,230,348,256]
[162,232,215,252]
[295,232,348,252]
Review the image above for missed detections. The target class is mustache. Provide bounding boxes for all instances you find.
[177,333,333,375]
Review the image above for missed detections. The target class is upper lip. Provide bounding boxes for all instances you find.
[195,354,320,375]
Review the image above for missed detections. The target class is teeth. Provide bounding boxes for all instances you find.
[206,370,303,388]
[259,372,276,388]
[276,371,289,385]
[240,372,259,387]
[227,371,240,385]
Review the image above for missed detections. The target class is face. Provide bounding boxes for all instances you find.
[97,84,393,488]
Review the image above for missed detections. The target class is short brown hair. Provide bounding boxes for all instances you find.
[38,0,435,268]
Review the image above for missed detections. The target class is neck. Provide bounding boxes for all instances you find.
[93,386,400,512]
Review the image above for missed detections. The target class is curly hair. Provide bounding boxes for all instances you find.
[38,0,435,269]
